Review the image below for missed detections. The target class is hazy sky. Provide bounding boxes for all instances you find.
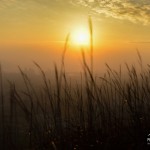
[0,0,150,72]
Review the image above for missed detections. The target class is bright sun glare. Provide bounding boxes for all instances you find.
[72,28,90,46]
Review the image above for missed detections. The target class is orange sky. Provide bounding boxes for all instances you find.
[0,0,150,73]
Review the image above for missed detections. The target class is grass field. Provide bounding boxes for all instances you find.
[0,18,150,150]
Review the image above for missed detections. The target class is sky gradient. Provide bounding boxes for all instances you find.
[0,0,150,72]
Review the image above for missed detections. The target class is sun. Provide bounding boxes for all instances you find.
[71,28,90,46]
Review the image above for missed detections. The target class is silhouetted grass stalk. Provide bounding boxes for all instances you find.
[0,18,150,150]
[0,64,5,150]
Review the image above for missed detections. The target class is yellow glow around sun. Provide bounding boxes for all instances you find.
[71,28,90,46]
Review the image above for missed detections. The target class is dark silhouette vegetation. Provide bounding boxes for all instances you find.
[0,18,150,150]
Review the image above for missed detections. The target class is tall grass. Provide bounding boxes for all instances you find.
[0,18,150,150]
[0,64,5,150]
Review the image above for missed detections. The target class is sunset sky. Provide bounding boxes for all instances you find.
[0,0,150,72]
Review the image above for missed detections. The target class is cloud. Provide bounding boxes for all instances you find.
[1,0,150,24]
[0,0,69,14]
[70,0,150,24]
[0,0,66,21]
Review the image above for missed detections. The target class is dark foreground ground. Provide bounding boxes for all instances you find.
[0,62,150,150]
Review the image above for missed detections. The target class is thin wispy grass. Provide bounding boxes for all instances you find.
[0,18,150,150]
[0,64,5,150]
